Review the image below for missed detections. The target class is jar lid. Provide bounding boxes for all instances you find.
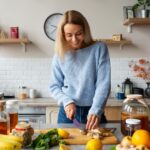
[126,94,143,99]
[15,122,31,130]
[126,118,141,125]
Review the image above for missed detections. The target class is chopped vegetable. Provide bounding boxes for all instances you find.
[27,128,65,150]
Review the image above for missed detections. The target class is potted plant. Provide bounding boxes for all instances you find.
[132,0,150,18]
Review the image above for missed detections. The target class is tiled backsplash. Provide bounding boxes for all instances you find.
[0,58,147,98]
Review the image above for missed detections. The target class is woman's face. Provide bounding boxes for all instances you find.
[64,23,85,50]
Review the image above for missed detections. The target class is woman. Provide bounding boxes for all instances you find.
[49,10,111,130]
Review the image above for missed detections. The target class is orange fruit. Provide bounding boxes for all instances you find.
[86,139,102,150]
[58,128,70,139]
[132,129,150,147]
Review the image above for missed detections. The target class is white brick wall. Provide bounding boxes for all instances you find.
[110,58,147,98]
[0,58,148,98]
[0,58,52,97]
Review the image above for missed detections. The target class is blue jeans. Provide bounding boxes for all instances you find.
[57,106,107,124]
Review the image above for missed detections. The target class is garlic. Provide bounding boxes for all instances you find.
[121,136,132,147]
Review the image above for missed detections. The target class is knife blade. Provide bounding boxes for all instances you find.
[73,118,83,129]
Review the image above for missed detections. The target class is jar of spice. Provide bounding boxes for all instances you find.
[18,86,28,100]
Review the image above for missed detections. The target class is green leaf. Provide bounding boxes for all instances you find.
[110,145,116,150]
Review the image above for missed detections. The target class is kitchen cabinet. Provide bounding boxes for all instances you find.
[46,106,122,124]
[46,106,59,124]
[105,106,122,122]
[0,38,31,52]
[123,18,150,33]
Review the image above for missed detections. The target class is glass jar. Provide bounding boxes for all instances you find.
[6,100,19,132]
[18,86,28,100]
[121,94,149,135]
[125,118,141,136]
[0,101,9,134]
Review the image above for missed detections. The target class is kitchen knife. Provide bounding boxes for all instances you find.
[73,118,84,129]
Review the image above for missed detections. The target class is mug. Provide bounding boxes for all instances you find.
[29,89,36,99]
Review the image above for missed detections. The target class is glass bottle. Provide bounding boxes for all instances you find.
[0,101,9,134]
[121,94,149,135]
[19,86,28,100]
[6,100,19,132]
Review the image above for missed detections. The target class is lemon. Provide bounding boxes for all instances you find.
[86,139,102,150]
[58,128,70,139]
[59,144,71,150]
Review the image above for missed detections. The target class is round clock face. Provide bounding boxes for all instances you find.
[44,13,63,41]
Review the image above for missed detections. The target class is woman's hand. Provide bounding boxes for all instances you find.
[64,103,76,120]
[86,114,100,130]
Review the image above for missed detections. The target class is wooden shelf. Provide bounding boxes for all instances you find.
[0,38,31,52]
[98,39,132,45]
[95,39,132,49]
[0,38,31,44]
[123,18,150,26]
[123,18,150,33]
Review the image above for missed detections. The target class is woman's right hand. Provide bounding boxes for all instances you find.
[64,103,76,120]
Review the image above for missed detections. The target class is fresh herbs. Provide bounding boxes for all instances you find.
[28,128,65,150]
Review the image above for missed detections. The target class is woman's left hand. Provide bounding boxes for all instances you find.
[86,114,100,130]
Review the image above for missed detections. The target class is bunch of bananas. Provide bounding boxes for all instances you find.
[0,134,23,150]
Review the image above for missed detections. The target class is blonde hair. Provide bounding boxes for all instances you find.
[55,10,93,58]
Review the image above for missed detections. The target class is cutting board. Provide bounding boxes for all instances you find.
[35,128,118,145]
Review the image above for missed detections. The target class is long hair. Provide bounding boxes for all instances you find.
[55,10,93,59]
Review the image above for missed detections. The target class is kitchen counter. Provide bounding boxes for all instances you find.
[17,97,150,107]
[12,98,150,123]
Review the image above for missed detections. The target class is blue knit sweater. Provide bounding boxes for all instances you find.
[49,42,111,116]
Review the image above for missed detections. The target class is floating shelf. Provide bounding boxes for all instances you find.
[123,18,150,25]
[95,39,132,49]
[0,38,31,44]
[0,38,31,52]
[123,18,150,33]
[98,39,132,45]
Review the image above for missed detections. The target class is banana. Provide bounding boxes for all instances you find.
[0,138,22,150]
[0,140,19,150]
[0,134,22,150]
[0,134,23,143]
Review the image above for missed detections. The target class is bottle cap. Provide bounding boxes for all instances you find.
[126,118,141,125]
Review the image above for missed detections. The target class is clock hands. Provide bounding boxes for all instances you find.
[50,28,56,35]
[50,24,57,28]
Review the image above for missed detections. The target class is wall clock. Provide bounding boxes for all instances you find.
[44,13,63,41]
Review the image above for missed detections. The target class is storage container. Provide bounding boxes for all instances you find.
[121,94,149,135]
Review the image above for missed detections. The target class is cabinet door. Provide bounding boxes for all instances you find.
[105,106,122,122]
[46,107,59,124]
